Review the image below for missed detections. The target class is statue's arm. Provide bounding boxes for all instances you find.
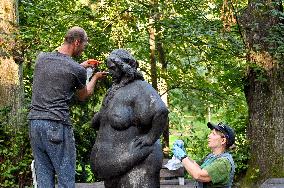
[132,105,168,147]
[92,112,101,130]
[146,107,168,144]
[131,83,169,147]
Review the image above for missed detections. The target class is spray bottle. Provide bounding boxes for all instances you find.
[86,59,100,83]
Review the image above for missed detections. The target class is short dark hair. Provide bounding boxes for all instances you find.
[64,26,87,44]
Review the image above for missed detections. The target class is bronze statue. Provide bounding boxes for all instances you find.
[90,49,168,188]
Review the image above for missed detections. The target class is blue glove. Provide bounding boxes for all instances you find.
[173,140,185,151]
[172,145,187,161]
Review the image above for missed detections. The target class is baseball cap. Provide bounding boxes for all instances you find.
[207,122,235,148]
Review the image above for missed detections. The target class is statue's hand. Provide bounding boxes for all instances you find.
[129,137,154,160]
[131,135,153,149]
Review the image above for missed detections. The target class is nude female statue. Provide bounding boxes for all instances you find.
[90,49,168,188]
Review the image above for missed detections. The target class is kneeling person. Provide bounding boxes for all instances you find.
[172,122,236,188]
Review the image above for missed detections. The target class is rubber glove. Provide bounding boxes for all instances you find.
[173,140,185,151]
[172,145,187,161]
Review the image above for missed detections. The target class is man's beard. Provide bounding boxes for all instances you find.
[73,47,83,57]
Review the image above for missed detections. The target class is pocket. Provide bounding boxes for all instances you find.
[47,123,63,144]
[67,126,75,143]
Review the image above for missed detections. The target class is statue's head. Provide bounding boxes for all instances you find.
[106,49,143,84]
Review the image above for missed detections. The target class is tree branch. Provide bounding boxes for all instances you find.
[229,0,247,49]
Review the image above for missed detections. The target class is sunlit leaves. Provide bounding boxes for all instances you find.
[17,0,250,183]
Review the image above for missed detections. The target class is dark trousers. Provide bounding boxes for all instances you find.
[29,120,76,188]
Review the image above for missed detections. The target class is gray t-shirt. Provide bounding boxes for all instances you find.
[28,51,86,125]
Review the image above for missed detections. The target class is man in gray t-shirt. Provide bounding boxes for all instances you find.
[28,26,107,188]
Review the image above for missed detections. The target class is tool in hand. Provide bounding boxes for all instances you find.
[87,59,100,66]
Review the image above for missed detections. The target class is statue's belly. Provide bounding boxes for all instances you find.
[91,141,162,179]
[90,126,138,176]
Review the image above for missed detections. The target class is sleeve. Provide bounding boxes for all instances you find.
[75,66,87,90]
[204,158,231,184]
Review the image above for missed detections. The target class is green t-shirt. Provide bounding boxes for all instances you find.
[201,157,231,188]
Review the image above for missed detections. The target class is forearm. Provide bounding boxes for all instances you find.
[76,75,99,101]
[86,75,99,96]
[182,157,211,182]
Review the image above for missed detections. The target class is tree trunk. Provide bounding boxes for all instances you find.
[240,1,284,186]
[157,40,170,157]
[148,0,158,91]
[148,15,158,90]
[0,0,21,117]
[148,0,170,157]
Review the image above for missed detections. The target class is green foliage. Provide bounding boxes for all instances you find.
[266,17,284,61]
[0,107,33,187]
[0,0,252,186]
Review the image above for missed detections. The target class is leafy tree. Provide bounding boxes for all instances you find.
[239,0,284,186]
[0,0,256,186]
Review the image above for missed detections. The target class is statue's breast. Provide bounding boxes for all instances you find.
[105,105,134,130]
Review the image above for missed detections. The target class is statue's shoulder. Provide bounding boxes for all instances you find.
[131,80,156,92]
[130,80,164,101]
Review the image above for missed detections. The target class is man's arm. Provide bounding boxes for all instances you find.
[173,146,211,182]
[76,72,106,101]
[182,157,211,182]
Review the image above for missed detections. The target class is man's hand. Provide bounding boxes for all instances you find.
[81,60,100,68]
[76,72,107,101]
[93,71,108,80]
[172,145,187,161]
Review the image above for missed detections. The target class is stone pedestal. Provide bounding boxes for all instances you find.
[260,178,284,188]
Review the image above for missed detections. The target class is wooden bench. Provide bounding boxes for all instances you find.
[160,159,185,185]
